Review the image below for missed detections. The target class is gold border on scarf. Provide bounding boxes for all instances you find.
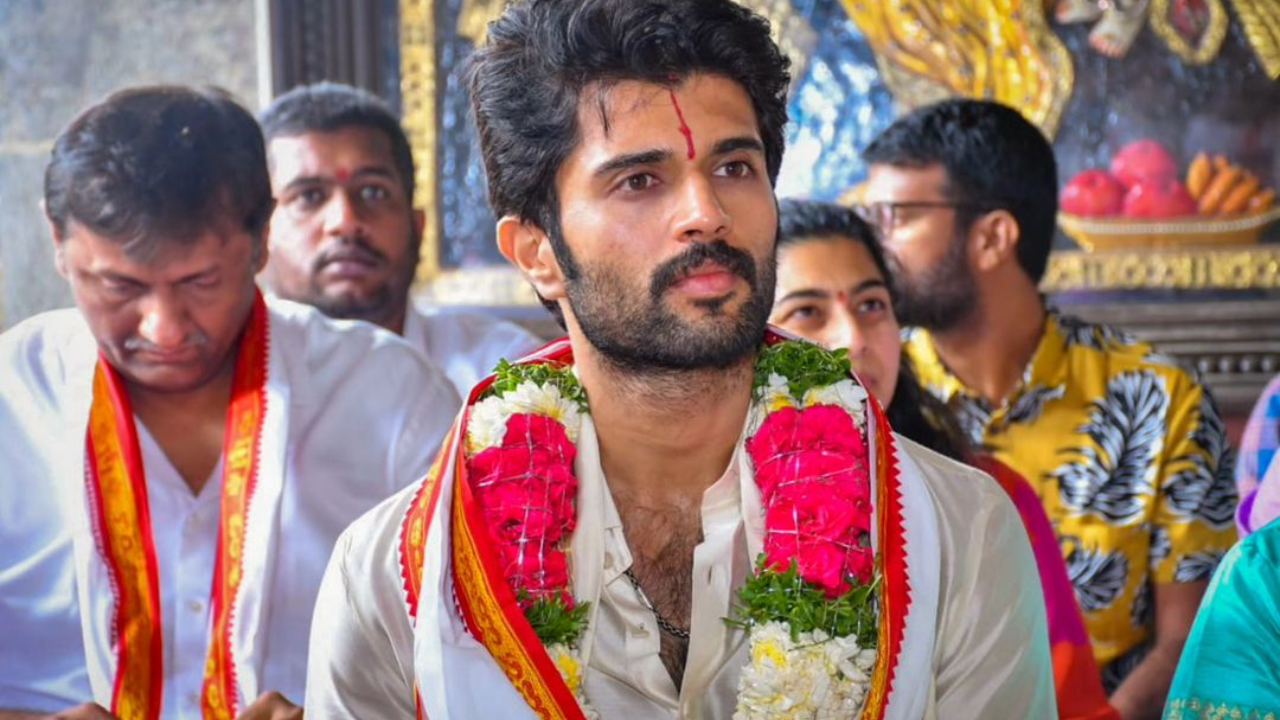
[88,367,162,720]
[1166,697,1280,720]
[451,483,578,720]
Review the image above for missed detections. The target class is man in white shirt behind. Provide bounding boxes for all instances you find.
[258,82,542,397]
[0,85,459,720]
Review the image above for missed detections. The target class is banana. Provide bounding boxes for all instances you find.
[1248,188,1276,213]
[1220,173,1262,214]
[1187,152,1213,199]
[1198,164,1243,214]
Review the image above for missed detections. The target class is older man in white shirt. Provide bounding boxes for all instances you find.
[305,1,1057,718]
[0,85,458,720]
[258,82,542,398]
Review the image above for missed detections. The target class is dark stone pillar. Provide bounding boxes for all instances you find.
[267,0,400,108]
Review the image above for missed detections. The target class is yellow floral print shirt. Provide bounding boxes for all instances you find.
[905,310,1237,688]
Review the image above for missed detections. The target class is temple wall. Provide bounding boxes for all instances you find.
[0,0,261,329]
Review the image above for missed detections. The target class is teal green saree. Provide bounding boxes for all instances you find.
[1164,519,1280,720]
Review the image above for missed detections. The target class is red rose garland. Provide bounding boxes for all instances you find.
[748,404,874,598]
[469,413,579,607]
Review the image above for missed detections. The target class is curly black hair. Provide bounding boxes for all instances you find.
[467,0,790,244]
[863,99,1058,283]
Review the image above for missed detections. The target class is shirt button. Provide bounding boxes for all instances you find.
[188,599,205,614]
[187,692,200,707]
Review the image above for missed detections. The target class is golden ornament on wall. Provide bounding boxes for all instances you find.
[1148,0,1229,65]
[840,0,1075,138]
[1228,0,1280,79]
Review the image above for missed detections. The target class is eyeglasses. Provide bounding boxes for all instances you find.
[852,201,991,236]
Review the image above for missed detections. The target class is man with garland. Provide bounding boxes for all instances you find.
[0,86,458,719]
[258,82,543,398]
[305,1,1056,718]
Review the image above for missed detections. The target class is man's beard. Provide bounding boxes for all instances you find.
[306,234,417,324]
[559,237,775,373]
[891,230,977,332]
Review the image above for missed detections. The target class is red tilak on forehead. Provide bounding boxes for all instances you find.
[334,168,351,183]
[667,88,695,160]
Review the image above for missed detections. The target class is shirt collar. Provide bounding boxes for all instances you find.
[904,306,1066,409]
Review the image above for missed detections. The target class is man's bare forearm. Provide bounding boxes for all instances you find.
[1108,644,1183,720]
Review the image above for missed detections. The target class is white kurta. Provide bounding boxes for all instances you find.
[403,306,544,400]
[0,298,461,717]
[305,414,1056,719]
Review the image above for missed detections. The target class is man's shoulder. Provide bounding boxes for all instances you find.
[0,308,90,358]
[894,433,1023,541]
[413,307,543,357]
[268,297,445,390]
[335,479,430,591]
[896,433,1005,503]
[1051,310,1214,398]
[0,309,94,403]
[1052,311,1185,373]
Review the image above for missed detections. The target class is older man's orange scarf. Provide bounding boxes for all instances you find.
[84,293,268,720]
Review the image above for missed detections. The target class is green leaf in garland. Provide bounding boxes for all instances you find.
[726,556,879,648]
[520,593,593,647]
[481,358,589,410]
[754,341,854,403]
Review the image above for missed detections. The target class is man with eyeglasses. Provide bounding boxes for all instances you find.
[859,98,1236,720]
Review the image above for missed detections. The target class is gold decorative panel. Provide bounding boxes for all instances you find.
[1042,247,1280,292]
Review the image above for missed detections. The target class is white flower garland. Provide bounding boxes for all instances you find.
[735,621,878,720]
[749,372,867,434]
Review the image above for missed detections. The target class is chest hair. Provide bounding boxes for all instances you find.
[615,496,704,691]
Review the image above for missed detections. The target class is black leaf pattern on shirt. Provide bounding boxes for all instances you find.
[1163,392,1237,529]
[1148,524,1172,570]
[1063,537,1130,612]
[947,392,991,447]
[1173,550,1225,583]
[1006,383,1066,426]
[1057,314,1137,352]
[1053,371,1167,523]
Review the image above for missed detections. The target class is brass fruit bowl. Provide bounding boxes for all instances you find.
[1058,207,1280,252]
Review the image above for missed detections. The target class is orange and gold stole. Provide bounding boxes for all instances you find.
[84,293,269,720]
[861,389,908,720]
